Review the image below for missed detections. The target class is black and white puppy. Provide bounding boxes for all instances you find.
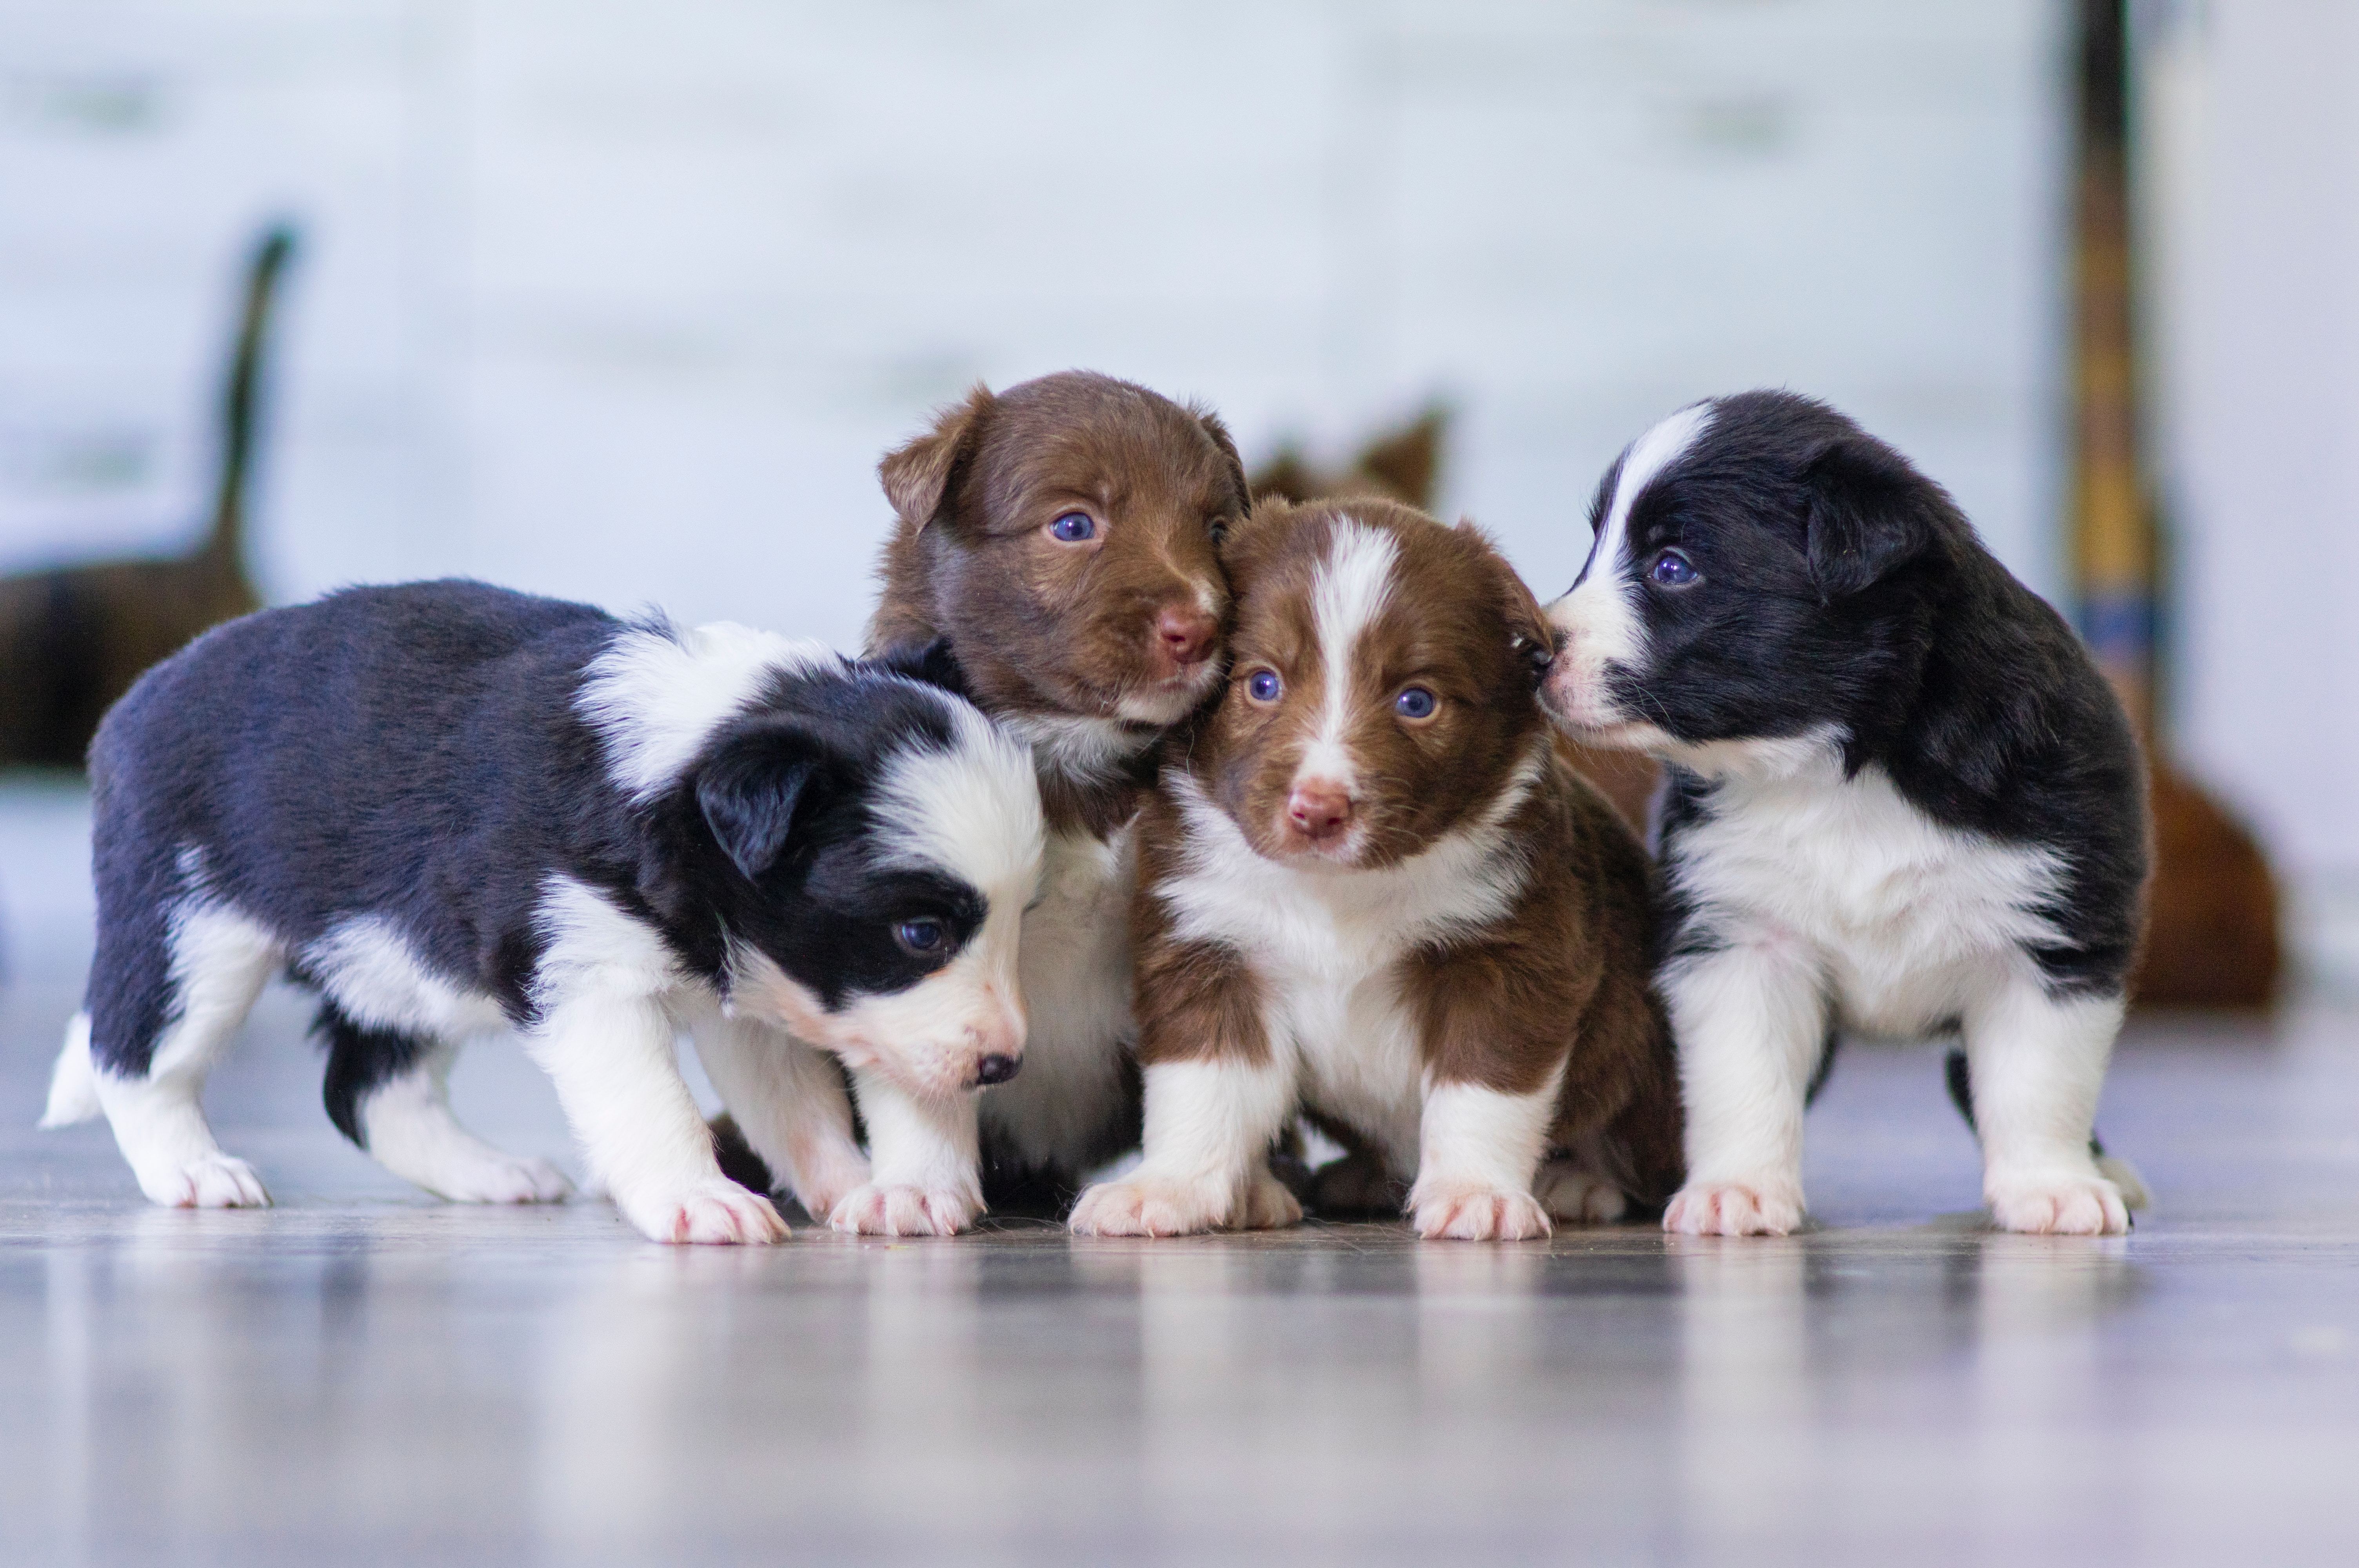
[38,581,1042,1244]
[1539,392,2149,1236]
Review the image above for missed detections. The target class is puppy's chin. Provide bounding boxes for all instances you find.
[1112,664,1223,726]
[1552,715,1679,754]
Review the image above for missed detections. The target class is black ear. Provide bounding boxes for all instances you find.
[694,727,827,882]
[868,636,968,701]
[1802,436,1941,601]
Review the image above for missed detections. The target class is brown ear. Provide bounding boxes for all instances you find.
[1190,402,1252,515]
[1458,519,1555,691]
[879,384,995,531]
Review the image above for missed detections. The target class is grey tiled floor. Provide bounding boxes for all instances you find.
[4,971,2357,1566]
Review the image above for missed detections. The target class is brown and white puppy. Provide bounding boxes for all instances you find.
[713,371,1248,1229]
[1069,497,1683,1240]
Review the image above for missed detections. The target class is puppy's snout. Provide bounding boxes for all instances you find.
[1285,780,1354,843]
[1155,605,1217,668]
[974,1053,1021,1086]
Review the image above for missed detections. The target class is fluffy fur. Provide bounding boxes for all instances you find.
[1070,497,1683,1241]
[40,580,1042,1244]
[1540,390,2150,1236]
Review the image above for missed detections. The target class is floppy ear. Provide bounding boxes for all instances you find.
[694,726,829,882]
[1802,436,1940,600]
[867,635,968,701]
[879,384,995,532]
[1458,519,1557,692]
[1190,403,1252,515]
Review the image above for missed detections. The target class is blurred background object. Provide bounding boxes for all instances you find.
[0,225,289,767]
[2071,0,2277,1007]
[0,0,2346,998]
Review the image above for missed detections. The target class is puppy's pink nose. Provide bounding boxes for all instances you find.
[1156,606,1217,668]
[1286,780,1353,842]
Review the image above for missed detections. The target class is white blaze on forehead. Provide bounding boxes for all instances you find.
[579,620,837,804]
[1545,402,1713,730]
[1297,517,1402,793]
[874,696,1046,909]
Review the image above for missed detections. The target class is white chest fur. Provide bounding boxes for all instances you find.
[1666,751,2065,1035]
[977,822,1140,1167]
[1156,775,1528,1176]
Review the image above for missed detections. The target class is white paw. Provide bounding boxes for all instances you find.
[1533,1159,1628,1225]
[1236,1168,1304,1231]
[1410,1182,1552,1241]
[828,1182,979,1237]
[1664,1181,1802,1237]
[622,1179,787,1245]
[1988,1172,2129,1235]
[140,1153,271,1209]
[1069,1176,1227,1238]
[430,1154,573,1205]
[790,1152,873,1224]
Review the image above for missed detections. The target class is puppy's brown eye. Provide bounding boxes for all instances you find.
[1207,516,1230,545]
[1245,669,1282,704]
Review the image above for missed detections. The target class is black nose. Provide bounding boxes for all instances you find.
[974,1054,1020,1086]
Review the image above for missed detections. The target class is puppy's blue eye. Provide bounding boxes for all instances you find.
[1394,686,1437,720]
[1246,669,1282,703]
[1050,512,1096,543]
[894,919,946,955]
[1648,548,1698,588]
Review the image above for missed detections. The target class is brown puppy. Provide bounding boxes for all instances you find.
[1070,496,1682,1240]
[712,371,1248,1227]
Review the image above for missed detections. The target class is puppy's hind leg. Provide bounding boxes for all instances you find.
[317,1004,570,1203]
[89,903,281,1209]
[1963,979,2132,1236]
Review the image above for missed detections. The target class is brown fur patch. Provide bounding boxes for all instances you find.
[869,371,1247,836]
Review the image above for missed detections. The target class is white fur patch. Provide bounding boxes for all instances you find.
[1001,710,1157,783]
[1663,750,2069,1038]
[1297,517,1402,798]
[39,1012,100,1128]
[874,701,1044,907]
[979,823,1140,1171]
[1414,1075,1563,1196]
[1545,401,1712,731]
[532,874,685,1009]
[577,619,836,804]
[1154,754,1543,1179]
[305,914,511,1042]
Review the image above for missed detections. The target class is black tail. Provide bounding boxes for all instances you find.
[200,224,298,572]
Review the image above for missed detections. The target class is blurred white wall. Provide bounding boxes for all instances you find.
[2141,0,2359,893]
[0,0,2070,656]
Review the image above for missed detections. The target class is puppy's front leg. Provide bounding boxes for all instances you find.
[531,995,786,1245]
[1411,1075,1561,1241]
[831,1069,983,1237]
[1069,1057,1300,1236]
[1660,937,1827,1237]
[690,1012,871,1220]
[1963,978,2129,1236]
